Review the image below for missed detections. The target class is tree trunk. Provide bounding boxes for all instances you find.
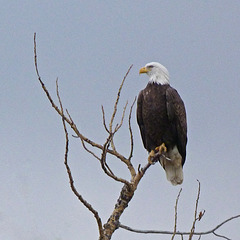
[100,184,135,240]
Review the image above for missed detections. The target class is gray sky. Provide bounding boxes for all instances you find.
[1,1,240,240]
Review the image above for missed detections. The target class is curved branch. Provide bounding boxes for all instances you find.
[100,134,132,188]
[34,33,69,123]
[56,79,103,237]
[101,105,110,134]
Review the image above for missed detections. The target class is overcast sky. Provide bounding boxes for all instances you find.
[1,1,240,240]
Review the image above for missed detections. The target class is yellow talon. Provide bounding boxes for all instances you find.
[148,150,155,164]
[155,143,167,153]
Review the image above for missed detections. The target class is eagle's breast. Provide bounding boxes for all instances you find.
[141,83,172,151]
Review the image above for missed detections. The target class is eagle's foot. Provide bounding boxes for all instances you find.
[148,150,155,164]
[155,143,167,154]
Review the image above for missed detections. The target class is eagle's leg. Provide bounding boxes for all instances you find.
[148,143,167,164]
[148,150,155,164]
[155,143,167,154]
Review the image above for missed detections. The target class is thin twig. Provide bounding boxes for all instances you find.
[171,188,182,240]
[114,101,128,133]
[109,65,133,153]
[34,33,67,121]
[109,65,133,133]
[110,101,128,152]
[213,232,230,240]
[101,105,110,134]
[189,180,201,240]
[80,137,101,161]
[110,101,128,153]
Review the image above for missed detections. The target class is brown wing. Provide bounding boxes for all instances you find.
[166,87,187,165]
[136,90,147,150]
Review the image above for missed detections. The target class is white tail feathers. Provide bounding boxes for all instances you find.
[159,145,184,185]
[164,163,183,185]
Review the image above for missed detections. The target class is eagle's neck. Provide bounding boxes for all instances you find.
[149,73,170,85]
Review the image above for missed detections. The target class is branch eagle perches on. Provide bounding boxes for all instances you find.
[34,33,240,240]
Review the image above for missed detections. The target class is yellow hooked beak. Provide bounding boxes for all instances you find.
[139,66,149,74]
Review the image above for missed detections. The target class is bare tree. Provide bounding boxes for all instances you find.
[34,33,239,240]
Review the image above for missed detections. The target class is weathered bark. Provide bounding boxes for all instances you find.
[100,184,135,240]
[99,162,151,240]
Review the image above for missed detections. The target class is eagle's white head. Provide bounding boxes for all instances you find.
[139,62,170,85]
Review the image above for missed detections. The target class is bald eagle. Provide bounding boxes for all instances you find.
[137,62,187,185]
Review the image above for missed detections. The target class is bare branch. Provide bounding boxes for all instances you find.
[211,214,240,232]
[171,188,182,240]
[119,224,175,235]
[100,135,132,188]
[34,33,69,122]
[213,232,231,240]
[55,79,104,237]
[110,101,128,153]
[109,65,133,132]
[189,180,201,240]
[114,101,128,133]
[80,137,101,161]
[101,105,110,134]
[211,215,240,239]
[119,214,240,237]
[133,162,151,186]
[108,65,133,153]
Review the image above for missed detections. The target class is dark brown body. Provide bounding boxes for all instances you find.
[137,82,187,166]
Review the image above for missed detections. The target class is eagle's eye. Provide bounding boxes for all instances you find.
[147,65,154,69]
